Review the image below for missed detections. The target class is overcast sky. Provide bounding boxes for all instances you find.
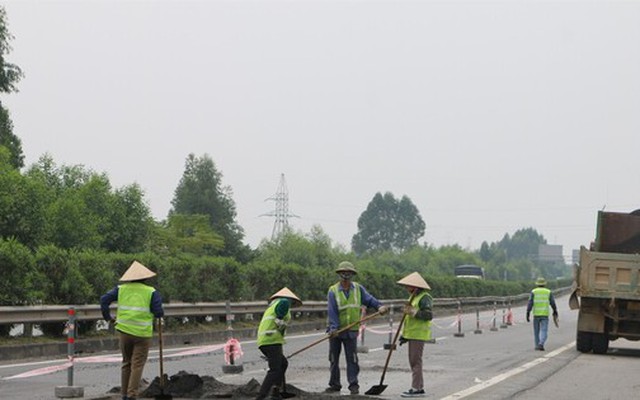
[3,0,639,258]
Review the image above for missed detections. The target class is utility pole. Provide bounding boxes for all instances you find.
[261,173,299,240]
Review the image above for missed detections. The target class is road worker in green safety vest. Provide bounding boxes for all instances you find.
[397,272,433,398]
[256,287,302,400]
[100,261,165,400]
[325,261,388,395]
[526,277,558,351]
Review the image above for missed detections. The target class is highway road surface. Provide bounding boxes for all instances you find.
[1,294,639,400]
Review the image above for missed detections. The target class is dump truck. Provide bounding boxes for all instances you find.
[569,210,640,354]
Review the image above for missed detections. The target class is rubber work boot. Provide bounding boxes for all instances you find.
[324,386,341,393]
[349,385,359,395]
[269,386,283,400]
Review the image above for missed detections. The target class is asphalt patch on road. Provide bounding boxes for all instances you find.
[101,370,375,399]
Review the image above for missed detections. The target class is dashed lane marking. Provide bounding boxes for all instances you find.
[437,341,575,400]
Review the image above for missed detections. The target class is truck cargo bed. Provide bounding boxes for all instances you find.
[578,247,640,299]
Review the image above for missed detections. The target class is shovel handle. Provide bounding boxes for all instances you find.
[287,310,382,359]
[158,318,165,388]
[377,294,416,386]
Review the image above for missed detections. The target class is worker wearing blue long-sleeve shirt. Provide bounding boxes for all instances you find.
[100,261,164,400]
[325,261,388,395]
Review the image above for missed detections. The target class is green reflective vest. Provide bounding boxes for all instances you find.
[257,299,291,347]
[532,287,551,317]
[116,283,155,338]
[330,282,362,331]
[401,291,432,341]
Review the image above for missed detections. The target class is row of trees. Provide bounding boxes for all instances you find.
[1,233,567,312]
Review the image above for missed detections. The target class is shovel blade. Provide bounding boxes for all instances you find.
[365,384,388,395]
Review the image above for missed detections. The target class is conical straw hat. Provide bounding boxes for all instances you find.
[269,287,302,306]
[397,272,431,290]
[120,261,157,282]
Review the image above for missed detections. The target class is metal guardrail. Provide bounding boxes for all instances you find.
[0,287,571,325]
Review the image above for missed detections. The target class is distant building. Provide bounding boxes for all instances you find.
[572,249,580,265]
[538,244,564,264]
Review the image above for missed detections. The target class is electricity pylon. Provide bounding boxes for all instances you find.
[261,173,299,240]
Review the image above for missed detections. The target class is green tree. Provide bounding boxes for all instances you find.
[0,7,23,93]
[0,6,25,169]
[0,107,23,169]
[103,184,153,253]
[148,213,225,256]
[0,148,47,247]
[170,153,250,261]
[351,192,425,255]
[25,155,153,251]
[0,238,43,306]
[500,228,546,261]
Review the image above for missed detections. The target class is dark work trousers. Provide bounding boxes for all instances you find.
[257,344,288,399]
[328,331,359,391]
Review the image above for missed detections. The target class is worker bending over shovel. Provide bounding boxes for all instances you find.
[256,287,302,400]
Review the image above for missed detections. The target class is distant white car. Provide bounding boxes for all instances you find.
[454,264,485,279]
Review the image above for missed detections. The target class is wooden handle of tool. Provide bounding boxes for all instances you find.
[287,310,382,359]
[158,319,165,387]
[378,294,415,385]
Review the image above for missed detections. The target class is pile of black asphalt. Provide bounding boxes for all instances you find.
[102,371,373,400]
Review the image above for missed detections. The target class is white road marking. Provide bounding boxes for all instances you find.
[438,342,575,400]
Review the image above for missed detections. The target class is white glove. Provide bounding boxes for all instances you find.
[275,318,287,329]
[378,305,389,315]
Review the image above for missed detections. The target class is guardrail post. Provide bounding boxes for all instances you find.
[500,302,508,328]
[222,300,243,374]
[54,307,84,398]
[474,308,482,334]
[383,305,395,350]
[453,301,465,337]
[490,302,498,331]
[357,306,369,353]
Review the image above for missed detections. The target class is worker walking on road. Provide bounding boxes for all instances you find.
[256,287,302,400]
[526,277,558,351]
[397,272,433,398]
[100,261,165,400]
[325,261,388,395]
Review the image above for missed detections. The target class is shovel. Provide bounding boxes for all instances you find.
[286,310,383,359]
[365,295,415,395]
[155,318,173,400]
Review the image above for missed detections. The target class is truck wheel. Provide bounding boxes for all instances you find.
[576,330,593,353]
[592,333,609,354]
